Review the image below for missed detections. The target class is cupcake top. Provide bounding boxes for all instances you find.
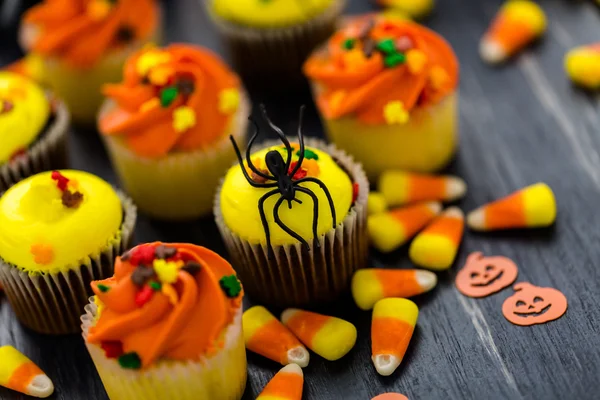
[99,44,242,158]
[304,14,459,125]
[23,0,159,68]
[0,72,50,164]
[86,242,243,369]
[211,0,336,28]
[0,170,122,272]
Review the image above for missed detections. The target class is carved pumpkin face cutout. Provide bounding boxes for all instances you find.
[455,252,518,298]
[502,283,568,326]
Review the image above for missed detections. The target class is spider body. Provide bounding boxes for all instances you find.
[229,105,337,250]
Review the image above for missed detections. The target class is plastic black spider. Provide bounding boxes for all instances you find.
[229,105,337,250]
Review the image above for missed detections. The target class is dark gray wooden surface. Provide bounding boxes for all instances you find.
[1,0,600,399]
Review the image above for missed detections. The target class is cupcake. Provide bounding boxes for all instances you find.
[81,242,246,400]
[214,106,369,307]
[0,72,70,192]
[0,170,136,334]
[20,0,161,124]
[304,14,459,179]
[98,44,249,220]
[206,0,346,89]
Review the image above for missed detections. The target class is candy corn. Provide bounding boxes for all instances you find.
[372,394,409,400]
[368,201,442,253]
[467,183,556,231]
[368,192,388,216]
[0,346,54,398]
[480,0,547,64]
[409,207,464,270]
[351,268,437,310]
[379,171,467,207]
[256,364,303,400]
[281,309,357,361]
[243,306,310,367]
[377,0,435,19]
[565,43,600,90]
[371,298,418,376]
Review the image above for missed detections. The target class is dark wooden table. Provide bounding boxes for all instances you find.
[2,0,600,399]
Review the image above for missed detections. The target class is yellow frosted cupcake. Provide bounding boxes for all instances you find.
[304,14,460,179]
[214,106,369,307]
[0,72,70,192]
[19,0,161,124]
[206,0,346,89]
[98,44,249,220]
[81,242,246,400]
[0,170,136,334]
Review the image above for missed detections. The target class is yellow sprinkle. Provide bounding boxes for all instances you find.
[162,283,179,305]
[384,101,410,125]
[343,49,367,68]
[153,259,180,284]
[148,66,174,86]
[219,88,240,114]
[87,1,112,21]
[136,50,172,77]
[172,106,196,133]
[429,66,450,90]
[406,49,428,74]
[139,98,160,113]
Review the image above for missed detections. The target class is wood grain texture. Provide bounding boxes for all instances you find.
[1,0,600,399]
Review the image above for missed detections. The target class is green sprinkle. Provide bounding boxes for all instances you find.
[149,281,162,291]
[97,284,110,293]
[384,53,406,68]
[160,87,178,107]
[219,275,242,298]
[118,352,141,369]
[342,38,356,50]
[376,38,396,55]
[296,149,319,160]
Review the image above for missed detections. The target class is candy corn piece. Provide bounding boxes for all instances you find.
[256,364,303,400]
[377,0,435,19]
[467,183,556,231]
[371,298,418,376]
[243,306,310,367]
[368,192,388,216]
[281,309,357,361]
[409,207,464,270]
[351,268,437,310]
[379,170,467,207]
[0,346,54,398]
[372,394,409,400]
[565,43,600,90]
[480,0,547,64]
[368,201,442,253]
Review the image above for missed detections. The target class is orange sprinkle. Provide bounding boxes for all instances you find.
[30,244,54,265]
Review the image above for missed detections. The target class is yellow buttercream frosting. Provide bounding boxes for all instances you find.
[0,170,122,273]
[0,71,50,163]
[220,145,352,246]
[211,0,335,28]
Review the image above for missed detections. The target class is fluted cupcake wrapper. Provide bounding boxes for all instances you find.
[81,300,247,400]
[100,92,249,221]
[205,0,346,90]
[214,138,369,307]
[0,97,70,192]
[0,191,136,335]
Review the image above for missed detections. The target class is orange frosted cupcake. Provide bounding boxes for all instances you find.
[20,0,161,124]
[98,44,249,220]
[304,14,459,179]
[81,242,246,400]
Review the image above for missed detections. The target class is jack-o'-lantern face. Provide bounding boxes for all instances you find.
[455,252,518,298]
[502,282,568,326]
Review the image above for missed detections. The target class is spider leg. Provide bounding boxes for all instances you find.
[260,104,293,170]
[258,189,281,250]
[229,135,278,189]
[295,177,337,229]
[246,118,275,181]
[290,105,306,178]
[296,186,320,248]
[273,196,310,249]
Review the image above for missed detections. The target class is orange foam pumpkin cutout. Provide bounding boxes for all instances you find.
[502,282,568,326]
[455,252,519,298]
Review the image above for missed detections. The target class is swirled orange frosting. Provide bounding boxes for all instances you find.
[86,242,243,368]
[304,15,459,125]
[99,44,242,158]
[24,0,159,68]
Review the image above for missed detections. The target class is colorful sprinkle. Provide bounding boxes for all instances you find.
[288,162,308,180]
[97,284,110,293]
[134,285,154,307]
[131,265,156,287]
[406,49,428,74]
[149,281,162,291]
[220,275,242,298]
[0,99,13,114]
[160,86,178,108]
[384,101,410,125]
[61,190,84,208]
[136,50,172,77]
[162,283,179,305]
[100,341,123,359]
[384,52,406,68]
[118,352,142,369]
[128,245,156,266]
[297,148,319,160]
[376,38,397,54]
[343,38,356,50]
[429,66,450,90]
[219,88,241,114]
[352,183,359,204]
[30,243,54,265]
[153,259,180,284]
[395,36,415,52]
[148,65,174,86]
[51,171,69,191]
[154,245,177,260]
[177,79,196,97]
[173,106,196,133]
[181,261,201,276]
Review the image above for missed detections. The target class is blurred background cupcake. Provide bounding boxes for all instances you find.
[98,43,249,221]
[304,14,459,180]
[0,71,70,191]
[0,170,136,334]
[19,0,162,125]
[82,242,246,400]
[214,106,368,307]
[205,0,346,91]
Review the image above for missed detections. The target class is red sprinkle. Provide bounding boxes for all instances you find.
[129,245,157,266]
[101,341,124,359]
[135,285,154,307]
[352,182,359,203]
[51,171,70,191]
[289,162,308,180]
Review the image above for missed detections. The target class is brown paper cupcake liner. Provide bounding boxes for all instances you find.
[0,191,136,335]
[0,97,70,192]
[206,0,346,90]
[214,138,369,307]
